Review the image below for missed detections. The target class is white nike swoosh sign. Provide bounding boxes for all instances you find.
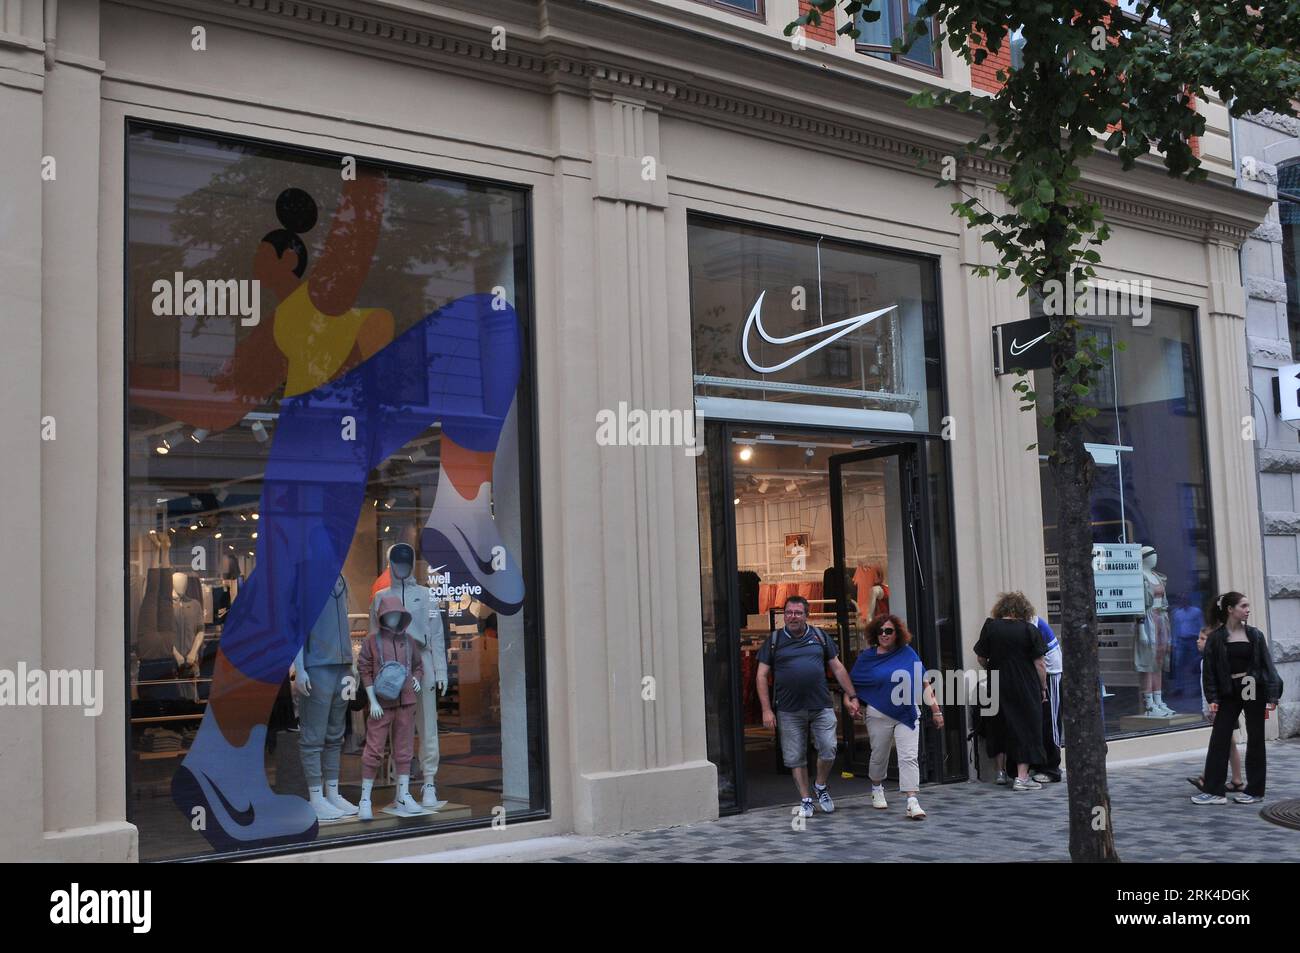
[742,291,898,374]
[1008,331,1050,356]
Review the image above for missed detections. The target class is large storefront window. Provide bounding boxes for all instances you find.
[126,124,544,860]
[689,217,960,810]
[1033,299,1213,738]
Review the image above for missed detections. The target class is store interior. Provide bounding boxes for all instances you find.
[127,419,524,860]
[727,429,907,807]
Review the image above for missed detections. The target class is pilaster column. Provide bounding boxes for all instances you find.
[950,164,1045,623]
[551,72,717,834]
[1203,229,1268,630]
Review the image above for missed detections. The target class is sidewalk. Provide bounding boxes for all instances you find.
[404,740,1300,862]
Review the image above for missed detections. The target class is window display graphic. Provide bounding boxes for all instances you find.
[127,126,540,859]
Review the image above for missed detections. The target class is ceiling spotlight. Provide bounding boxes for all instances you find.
[251,532,258,539]
[251,512,259,521]
[190,428,209,444]
[733,497,740,505]
[738,446,753,462]
[383,525,391,533]
[251,420,269,443]
[758,480,769,494]
[227,544,234,551]
[215,488,229,503]
[805,447,815,459]
[155,437,170,455]
[214,532,223,539]
[786,481,797,493]
[189,524,198,531]
[239,514,247,521]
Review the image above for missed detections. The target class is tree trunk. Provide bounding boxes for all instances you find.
[1049,313,1121,862]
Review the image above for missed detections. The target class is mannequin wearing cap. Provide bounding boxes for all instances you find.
[171,572,204,675]
[369,542,449,810]
[292,574,359,821]
[1135,546,1174,717]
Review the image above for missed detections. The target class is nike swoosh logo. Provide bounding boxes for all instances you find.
[742,291,897,374]
[456,527,497,575]
[1008,331,1050,356]
[202,770,256,826]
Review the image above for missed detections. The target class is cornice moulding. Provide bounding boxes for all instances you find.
[110,0,1265,244]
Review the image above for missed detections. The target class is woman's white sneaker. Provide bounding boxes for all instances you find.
[905,796,926,820]
[871,786,888,809]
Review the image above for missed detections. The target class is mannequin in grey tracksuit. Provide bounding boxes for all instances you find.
[369,543,449,809]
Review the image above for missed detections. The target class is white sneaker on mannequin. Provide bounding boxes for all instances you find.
[307,785,345,821]
[325,779,358,816]
[422,783,448,811]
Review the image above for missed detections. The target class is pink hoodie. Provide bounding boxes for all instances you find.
[357,591,424,708]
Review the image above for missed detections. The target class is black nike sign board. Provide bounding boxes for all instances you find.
[992,315,1052,376]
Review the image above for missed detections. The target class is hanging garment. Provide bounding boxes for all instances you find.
[738,571,761,615]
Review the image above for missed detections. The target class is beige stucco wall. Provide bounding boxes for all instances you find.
[0,0,1271,862]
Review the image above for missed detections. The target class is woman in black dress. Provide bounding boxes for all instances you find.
[974,592,1048,791]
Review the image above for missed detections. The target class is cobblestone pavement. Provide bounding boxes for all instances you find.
[543,740,1300,862]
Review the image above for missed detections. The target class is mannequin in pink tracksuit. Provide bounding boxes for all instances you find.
[356,591,424,820]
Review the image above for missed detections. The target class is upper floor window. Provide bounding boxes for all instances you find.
[694,0,764,19]
[1117,1,1167,27]
[855,0,940,72]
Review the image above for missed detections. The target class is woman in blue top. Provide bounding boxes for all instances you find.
[850,614,944,820]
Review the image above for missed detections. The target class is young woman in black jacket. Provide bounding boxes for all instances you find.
[1191,592,1284,805]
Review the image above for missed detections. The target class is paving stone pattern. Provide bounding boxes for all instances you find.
[546,741,1300,863]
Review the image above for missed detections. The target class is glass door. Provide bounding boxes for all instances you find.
[829,443,933,777]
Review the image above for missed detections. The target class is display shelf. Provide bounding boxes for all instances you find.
[137,749,190,760]
[132,713,204,724]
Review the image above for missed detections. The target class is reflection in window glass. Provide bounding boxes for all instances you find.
[1032,301,1212,739]
[126,125,543,860]
[856,0,937,70]
[688,217,943,432]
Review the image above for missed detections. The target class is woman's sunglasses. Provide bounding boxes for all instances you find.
[880,627,896,634]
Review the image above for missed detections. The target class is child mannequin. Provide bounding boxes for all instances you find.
[356,591,425,820]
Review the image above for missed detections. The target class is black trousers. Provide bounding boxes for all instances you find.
[1202,678,1267,798]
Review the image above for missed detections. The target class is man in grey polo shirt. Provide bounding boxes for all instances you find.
[757,595,860,817]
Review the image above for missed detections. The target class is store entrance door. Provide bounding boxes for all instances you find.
[827,444,931,778]
[697,423,938,813]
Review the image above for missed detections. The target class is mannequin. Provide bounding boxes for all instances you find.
[369,542,448,810]
[1135,546,1174,716]
[853,564,889,622]
[357,593,425,820]
[293,574,359,821]
[171,571,204,675]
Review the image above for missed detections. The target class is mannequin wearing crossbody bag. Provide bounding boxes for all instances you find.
[356,591,425,819]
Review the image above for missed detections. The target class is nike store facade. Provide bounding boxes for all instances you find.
[1,0,1275,862]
